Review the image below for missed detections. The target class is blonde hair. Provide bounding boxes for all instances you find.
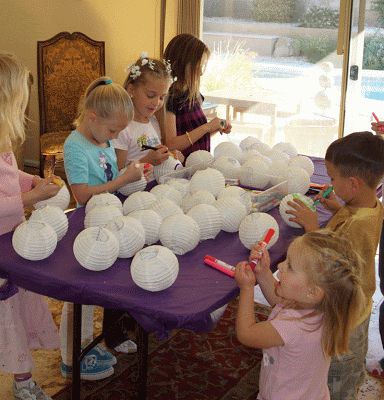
[164,33,210,107]
[74,76,133,127]
[0,52,29,151]
[293,230,365,358]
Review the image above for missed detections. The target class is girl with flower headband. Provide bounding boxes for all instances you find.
[164,34,232,158]
[62,77,145,380]
[113,53,184,169]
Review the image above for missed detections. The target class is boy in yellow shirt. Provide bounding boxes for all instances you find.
[286,131,384,399]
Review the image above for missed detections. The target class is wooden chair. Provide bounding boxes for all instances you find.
[37,32,105,177]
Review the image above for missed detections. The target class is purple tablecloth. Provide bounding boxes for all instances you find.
[0,157,331,337]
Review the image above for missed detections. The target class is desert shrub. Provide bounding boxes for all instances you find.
[252,0,296,23]
[363,34,384,70]
[293,36,337,64]
[201,41,254,92]
[299,6,339,29]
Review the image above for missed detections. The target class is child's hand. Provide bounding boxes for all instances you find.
[235,261,256,288]
[207,117,226,134]
[169,149,185,163]
[147,145,169,166]
[31,176,61,201]
[221,120,232,134]
[121,161,143,183]
[250,242,271,274]
[315,185,342,214]
[371,121,384,135]
[286,198,319,232]
[143,163,153,181]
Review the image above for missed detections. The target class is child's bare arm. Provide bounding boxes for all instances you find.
[235,263,284,349]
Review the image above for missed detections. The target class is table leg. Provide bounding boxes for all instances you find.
[136,323,149,400]
[71,303,82,400]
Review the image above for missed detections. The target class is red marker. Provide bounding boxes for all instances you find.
[204,255,235,278]
[249,228,276,270]
[372,112,380,123]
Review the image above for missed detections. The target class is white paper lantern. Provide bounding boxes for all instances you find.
[153,156,183,183]
[215,198,247,233]
[150,184,183,206]
[73,227,119,271]
[213,141,242,161]
[239,213,279,250]
[165,178,190,197]
[240,150,262,165]
[130,245,179,292]
[12,220,57,261]
[189,168,225,198]
[159,214,200,255]
[272,142,298,158]
[84,205,123,228]
[151,198,183,221]
[29,205,68,240]
[122,191,157,215]
[181,190,216,213]
[248,141,271,155]
[239,159,270,189]
[288,155,314,177]
[287,167,310,195]
[239,136,261,151]
[267,149,290,163]
[218,186,252,214]
[85,193,123,214]
[212,156,241,179]
[118,169,147,196]
[279,193,314,228]
[269,159,289,186]
[185,150,214,174]
[105,215,145,258]
[34,184,70,211]
[187,204,222,240]
[128,209,162,245]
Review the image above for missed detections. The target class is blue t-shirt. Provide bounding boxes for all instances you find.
[64,130,118,186]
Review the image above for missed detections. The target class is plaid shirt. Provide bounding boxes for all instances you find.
[167,91,209,158]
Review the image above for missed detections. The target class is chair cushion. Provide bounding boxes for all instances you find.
[40,130,71,154]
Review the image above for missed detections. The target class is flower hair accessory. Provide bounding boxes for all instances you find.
[126,52,177,82]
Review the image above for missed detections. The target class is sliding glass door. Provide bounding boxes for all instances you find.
[201,0,378,156]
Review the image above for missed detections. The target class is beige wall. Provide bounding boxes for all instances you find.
[0,0,177,165]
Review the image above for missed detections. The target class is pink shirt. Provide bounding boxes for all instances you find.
[0,151,33,236]
[258,304,330,400]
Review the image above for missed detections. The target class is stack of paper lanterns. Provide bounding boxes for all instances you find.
[130,245,179,292]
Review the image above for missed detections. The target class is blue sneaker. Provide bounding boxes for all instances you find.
[60,354,114,381]
[87,345,117,366]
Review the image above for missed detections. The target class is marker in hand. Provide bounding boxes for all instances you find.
[372,112,380,123]
[141,144,160,151]
[249,228,275,270]
[312,185,334,207]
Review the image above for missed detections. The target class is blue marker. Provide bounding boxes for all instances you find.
[313,186,334,207]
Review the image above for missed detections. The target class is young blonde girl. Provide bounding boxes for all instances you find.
[113,53,181,169]
[61,77,143,380]
[164,33,232,158]
[0,52,61,400]
[235,230,365,400]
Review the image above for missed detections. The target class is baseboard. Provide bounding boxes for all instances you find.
[24,159,40,168]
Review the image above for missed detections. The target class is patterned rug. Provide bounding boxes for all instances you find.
[52,300,268,400]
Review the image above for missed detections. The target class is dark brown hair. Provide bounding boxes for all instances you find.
[325,131,384,188]
[163,33,210,106]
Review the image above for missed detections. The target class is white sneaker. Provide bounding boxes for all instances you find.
[114,339,137,354]
[13,381,52,400]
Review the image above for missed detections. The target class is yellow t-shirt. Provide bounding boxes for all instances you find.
[326,198,383,321]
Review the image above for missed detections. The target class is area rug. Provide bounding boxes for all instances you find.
[52,300,269,400]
